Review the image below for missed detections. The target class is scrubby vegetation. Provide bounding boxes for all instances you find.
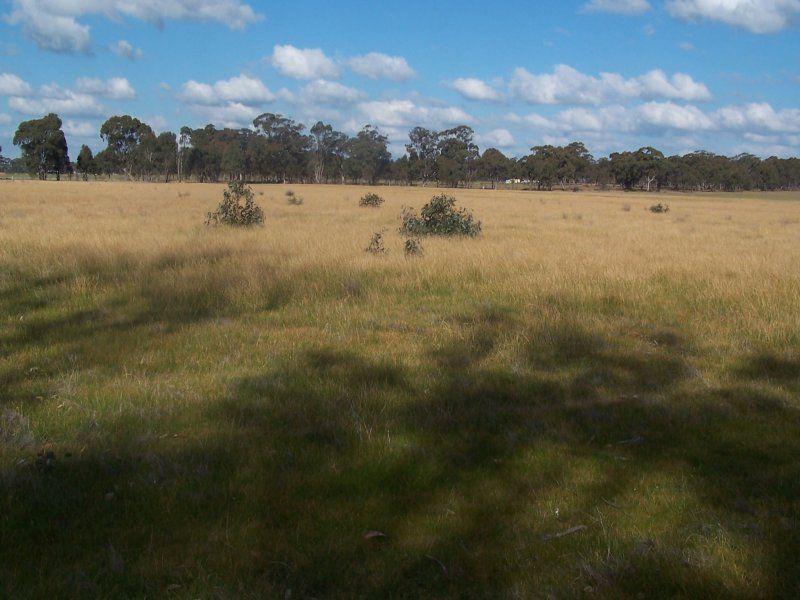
[400,194,481,237]
[403,238,423,257]
[359,192,385,207]
[650,203,670,213]
[365,230,387,254]
[205,182,264,226]
[285,190,304,205]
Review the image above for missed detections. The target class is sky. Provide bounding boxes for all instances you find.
[0,0,799,160]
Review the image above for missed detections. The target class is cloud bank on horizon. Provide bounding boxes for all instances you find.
[0,0,798,159]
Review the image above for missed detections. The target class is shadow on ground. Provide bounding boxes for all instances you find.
[1,267,799,597]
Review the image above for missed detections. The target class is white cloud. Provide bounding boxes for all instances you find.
[300,79,364,105]
[270,45,340,80]
[637,101,714,130]
[0,73,32,96]
[450,78,503,102]
[357,99,472,128]
[667,0,800,33]
[75,77,136,100]
[0,113,11,124]
[179,75,279,129]
[348,53,415,81]
[3,76,137,118]
[714,102,800,132]
[112,40,142,61]
[513,101,800,139]
[6,0,261,54]
[181,74,275,106]
[189,102,261,129]
[8,87,105,118]
[509,65,712,104]
[480,128,515,148]
[147,115,169,132]
[582,0,652,15]
[63,119,97,138]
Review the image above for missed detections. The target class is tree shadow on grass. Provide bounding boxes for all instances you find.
[0,244,294,411]
[1,305,799,597]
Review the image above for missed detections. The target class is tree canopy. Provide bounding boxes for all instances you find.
[13,113,70,180]
[6,111,800,191]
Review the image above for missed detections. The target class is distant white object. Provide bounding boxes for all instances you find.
[505,178,521,184]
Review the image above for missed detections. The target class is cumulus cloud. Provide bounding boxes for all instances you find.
[714,102,800,132]
[509,65,712,104]
[8,86,105,118]
[582,0,652,15]
[2,75,138,118]
[178,75,280,129]
[299,79,364,105]
[5,0,261,54]
[666,0,800,34]
[0,73,33,96]
[188,102,262,129]
[270,45,341,80]
[357,99,472,129]
[63,119,98,138]
[480,128,515,148]
[450,78,503,102]
[112,40,142,61]
[512,101,800,138]
[75,77,136,100]
[181,74,275,106]
[348,53,415,81]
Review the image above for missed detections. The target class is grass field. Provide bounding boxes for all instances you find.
[1,181,799,598]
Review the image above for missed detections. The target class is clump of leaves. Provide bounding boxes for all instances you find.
[365,230,387,254]
[649,203,670,213]
[286,190,304,205]
[359,192,385,207]
[400,194,481,237]
[404,238,423,257]
[206,181,264,226]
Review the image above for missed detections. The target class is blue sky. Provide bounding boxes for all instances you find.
[1,0,798,159]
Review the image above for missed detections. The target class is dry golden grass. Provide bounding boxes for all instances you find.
[1,180,799,598]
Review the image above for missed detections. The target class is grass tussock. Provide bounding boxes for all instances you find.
[1,181,800,597]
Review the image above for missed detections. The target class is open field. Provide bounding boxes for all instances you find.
[1,181,799,598]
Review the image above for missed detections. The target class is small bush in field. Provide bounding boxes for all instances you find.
[286,190,304,205]
[365,231,387,254]
[205,182,264,226]
[400,194,481,237]
[359,192,385,207]
[404,238,423,257]
[650,203,670,214]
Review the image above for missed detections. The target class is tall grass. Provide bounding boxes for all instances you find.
[1,181,799,597]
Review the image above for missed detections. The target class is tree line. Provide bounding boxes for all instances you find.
[3,112,799,192]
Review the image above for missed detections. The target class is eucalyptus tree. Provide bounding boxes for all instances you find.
[76,145,96,180]
[99,115,155,180]
[345,125,391,184]
[310,121,350,183]
[406,127,439,185]
[13,113,70,180]
[478,148,512,189]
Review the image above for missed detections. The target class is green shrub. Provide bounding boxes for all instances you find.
[403,238,423,257]
[286,190,304,205]
[359,192,385,207]
[365,231,387,254]
[206,182,264,226]
[400,194,481,237]
[650,203,670,214]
